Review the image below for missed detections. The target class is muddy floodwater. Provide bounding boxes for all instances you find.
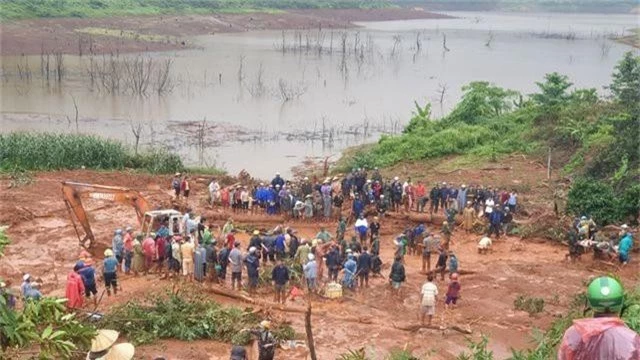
[1,11,637,178]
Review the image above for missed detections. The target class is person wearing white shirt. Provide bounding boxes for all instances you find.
[485,198,495,216]
[420,274,438,326]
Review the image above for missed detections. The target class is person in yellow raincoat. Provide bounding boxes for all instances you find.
[132,235,145,275]
[462,201,476,233]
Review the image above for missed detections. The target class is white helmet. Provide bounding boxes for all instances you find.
[308,254,315,261]
[249,247,257,254]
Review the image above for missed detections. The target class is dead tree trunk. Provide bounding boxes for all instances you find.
[305,302,317,360]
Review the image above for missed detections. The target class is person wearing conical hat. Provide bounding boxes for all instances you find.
[86,329,135,360]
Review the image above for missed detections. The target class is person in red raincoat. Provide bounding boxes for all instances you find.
[65,261,85,309]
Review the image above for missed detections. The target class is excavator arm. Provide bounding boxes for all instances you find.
[61,181,150,249]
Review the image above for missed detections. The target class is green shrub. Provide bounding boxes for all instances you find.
[102,291,294,346]
[456,336,494,360]
[514,295,545,316]
[0,226,9,257]
[566,178,638,225]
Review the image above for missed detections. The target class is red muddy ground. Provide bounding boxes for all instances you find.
[0,8,452,56]
[1,158,637,359]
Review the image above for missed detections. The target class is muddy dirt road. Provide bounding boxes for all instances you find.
[0,166,638,359]
[0,8,450,56]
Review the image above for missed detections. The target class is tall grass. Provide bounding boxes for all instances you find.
[0,132,183,174]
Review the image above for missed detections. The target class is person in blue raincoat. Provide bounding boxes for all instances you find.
[456,185,468,212]
[352,196,364,221]
[342,253,358,289]
[617,224,633,265]
[266,186,277,215]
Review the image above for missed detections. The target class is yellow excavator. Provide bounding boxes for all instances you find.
[61,181,182,249]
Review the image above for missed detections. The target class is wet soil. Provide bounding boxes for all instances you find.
[0,8,451,56]
[0,162,637,359]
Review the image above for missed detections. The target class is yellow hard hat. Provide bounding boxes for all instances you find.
[260,320,271,329]
[253,230,260,235]
[104,249,114,257]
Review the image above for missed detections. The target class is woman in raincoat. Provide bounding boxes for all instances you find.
[132,235,145,275]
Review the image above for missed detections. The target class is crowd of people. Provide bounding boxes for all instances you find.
[200,170,519,223]
[2,168,636,360]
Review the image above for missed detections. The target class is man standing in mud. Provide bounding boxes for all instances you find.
[271,258,290,304]
[321,179,332,218]
[391,177,403,212]
[415,180,427,213]
[369,216,380,244]
[229,241,243,290]
[326,244,341,282]
[420,274,438,326]
[112,229,124,269]
[440,182,449,212]
[429,183,440,214]
[422,232,438,273]
[208,177,220,205]
[357,247,372,288]
[244,247,260,296]
[389,255,406,296]
[489,206,504,239]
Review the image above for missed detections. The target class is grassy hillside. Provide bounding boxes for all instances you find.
[341,52,640,224]
[0,0,390,20]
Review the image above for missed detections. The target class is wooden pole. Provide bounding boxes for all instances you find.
[547,146,551,179]
[305,302,318,360]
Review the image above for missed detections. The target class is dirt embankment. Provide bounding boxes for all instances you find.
[1,157,638,359]
[0,8,451,56]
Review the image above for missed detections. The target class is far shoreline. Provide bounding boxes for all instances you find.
[0,8,453,56]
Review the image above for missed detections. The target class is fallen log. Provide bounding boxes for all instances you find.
[393,322,472,335]
[207,286,373,324]
[208,286,307,314]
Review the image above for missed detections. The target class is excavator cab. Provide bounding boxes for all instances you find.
[61,181,183,249]
[141,210,183,238]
